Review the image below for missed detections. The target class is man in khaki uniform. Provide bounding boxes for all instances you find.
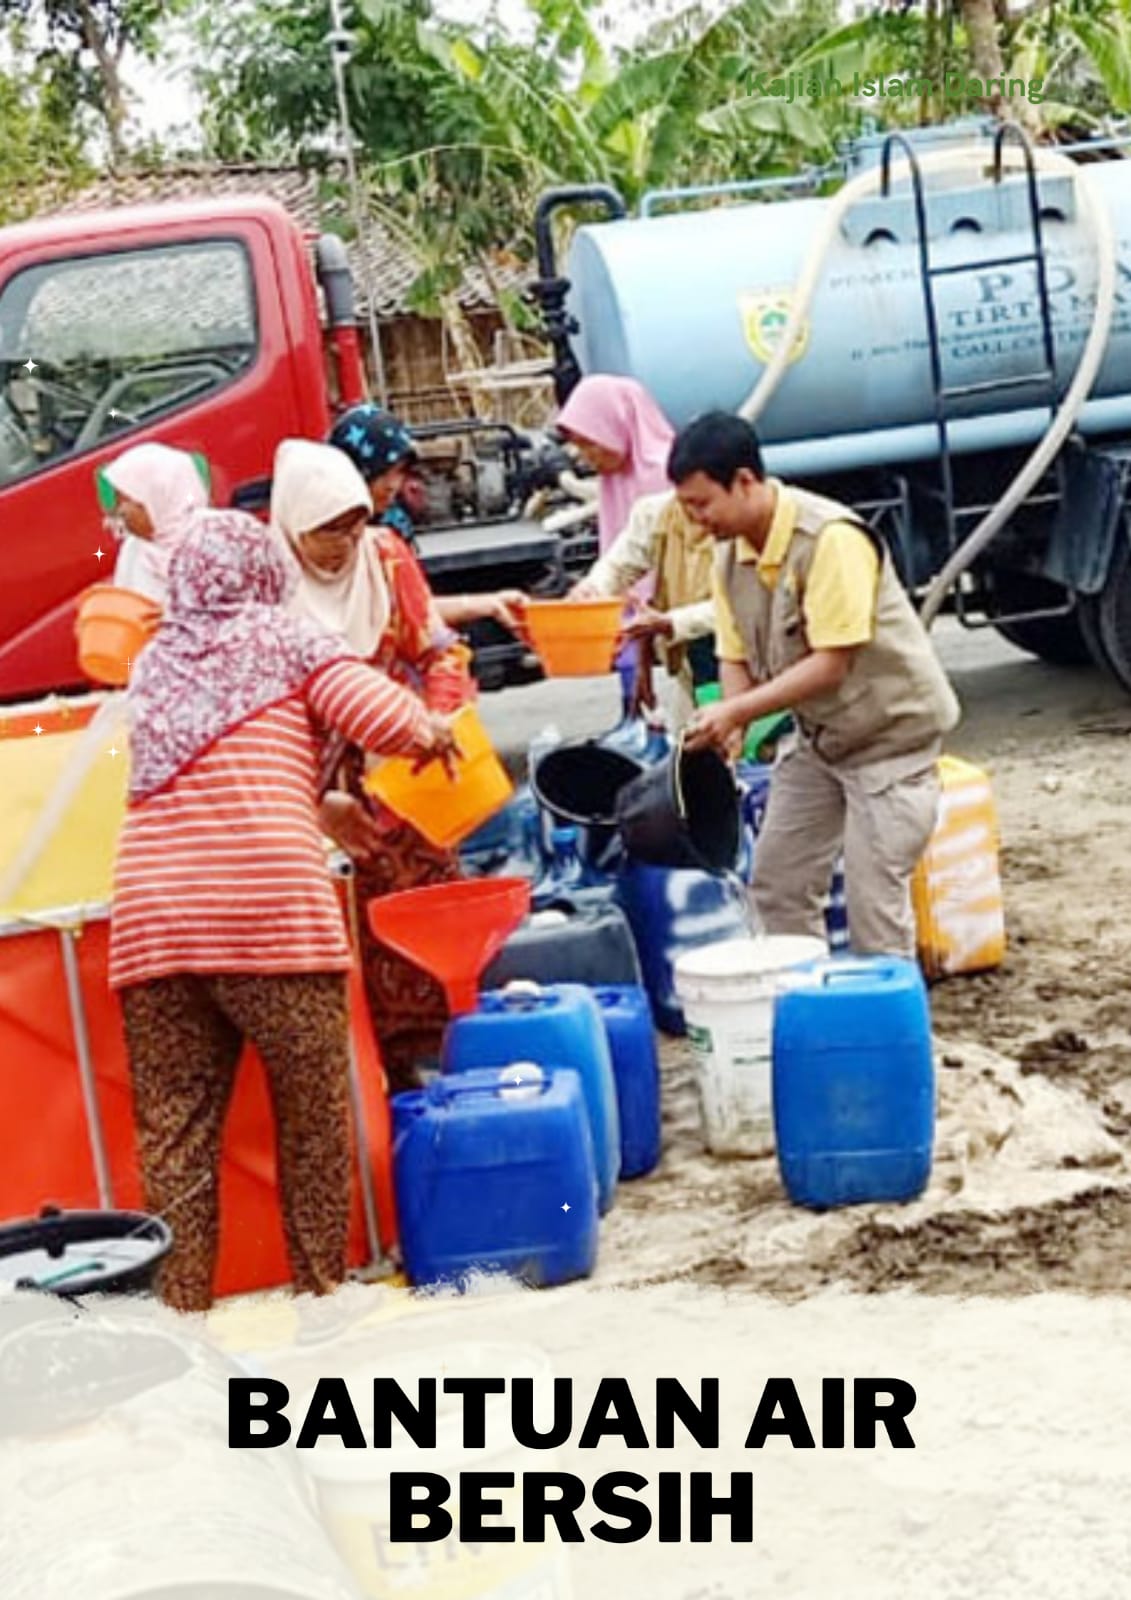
[676,413,960,958]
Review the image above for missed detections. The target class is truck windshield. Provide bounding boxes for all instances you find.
[0,237,258,486]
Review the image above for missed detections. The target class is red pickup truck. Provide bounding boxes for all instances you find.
[0,196,569,700]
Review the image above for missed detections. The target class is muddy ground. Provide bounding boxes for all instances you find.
[576,628,1131,1298]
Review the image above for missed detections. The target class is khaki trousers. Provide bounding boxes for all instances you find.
[750,738,941,958]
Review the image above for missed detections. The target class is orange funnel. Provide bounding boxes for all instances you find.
[367,877,532,1015]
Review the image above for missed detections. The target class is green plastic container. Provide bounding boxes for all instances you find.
[694,684,793,762]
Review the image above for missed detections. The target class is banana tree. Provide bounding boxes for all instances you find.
[1044,0,1131,116]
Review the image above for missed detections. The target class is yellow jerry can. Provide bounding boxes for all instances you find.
[912,755,1006,979]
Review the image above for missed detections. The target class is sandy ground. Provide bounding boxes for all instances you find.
[485,625,1131,1298]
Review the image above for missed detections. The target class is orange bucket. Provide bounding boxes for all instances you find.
[524,597,624,677]
[76,586,162,686]
[363,704,513,850]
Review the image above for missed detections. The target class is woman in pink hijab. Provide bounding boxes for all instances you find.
[102,441,209,601]
[556,374,676,552]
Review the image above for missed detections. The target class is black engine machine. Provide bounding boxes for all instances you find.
[408,419,597,691]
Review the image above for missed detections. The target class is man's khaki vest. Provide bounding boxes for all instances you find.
[716,485,960,769]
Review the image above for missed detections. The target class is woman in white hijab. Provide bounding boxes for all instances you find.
[103,442,209,601]
[272,438,477,1091]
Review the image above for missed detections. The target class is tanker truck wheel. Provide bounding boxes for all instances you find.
[1079,540,1131,692]
[987,574,1093,668]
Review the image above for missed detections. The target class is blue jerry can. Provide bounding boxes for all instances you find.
[443,981,621,1214]
[392,1066,599,1289]
[614,859,751,1035]
[593,985,661,1178]
[772,957,935,1209]
[739,760,849,951]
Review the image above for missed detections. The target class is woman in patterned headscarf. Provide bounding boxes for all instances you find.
[111,508,453,1311]
[327,402,527,636]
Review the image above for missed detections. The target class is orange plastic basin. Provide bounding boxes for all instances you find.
[524,598,624,677]
[363,703,513,851]
[76,586,162,686]
[368,876,532,1015]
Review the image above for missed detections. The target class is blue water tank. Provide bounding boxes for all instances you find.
[393,1066,599,1288]
[566,144,1131,476]
[443,982,621,1213]
[614,860,752,1034]
[772,956,935,1208]
[593,985,661,1178]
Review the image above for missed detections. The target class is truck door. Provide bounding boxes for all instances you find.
[0,212,326,699]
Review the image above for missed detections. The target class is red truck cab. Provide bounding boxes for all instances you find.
[0,197,337,699]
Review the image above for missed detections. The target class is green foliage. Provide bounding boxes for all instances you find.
[0,0,190,157]
[194,0,472,162]
[1051,0,1131,113]
[0,0,172,51]
[17,0,1131,310]
[0,38,89,220]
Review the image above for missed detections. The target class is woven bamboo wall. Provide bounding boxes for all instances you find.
[372,312,555,429]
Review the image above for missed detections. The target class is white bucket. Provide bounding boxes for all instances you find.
[674,936,827,1157]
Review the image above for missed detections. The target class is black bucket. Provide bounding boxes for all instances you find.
[614,739,741,873]
[0,1205,173,1297]
[530,743,644,872]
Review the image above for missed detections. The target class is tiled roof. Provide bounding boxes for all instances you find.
[33,163,534,319]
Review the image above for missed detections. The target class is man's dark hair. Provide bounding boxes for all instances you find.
[668,412,765,487]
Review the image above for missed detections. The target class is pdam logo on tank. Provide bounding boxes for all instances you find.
[739,291,809,366]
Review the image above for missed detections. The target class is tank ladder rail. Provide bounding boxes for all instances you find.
[878,125,1070,630]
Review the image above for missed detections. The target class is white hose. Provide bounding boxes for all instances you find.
[542,500,599,534]
[737,144,1119,627]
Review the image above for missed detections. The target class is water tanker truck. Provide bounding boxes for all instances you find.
[531,119,1131,686]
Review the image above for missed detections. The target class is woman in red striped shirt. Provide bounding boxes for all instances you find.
[111,508,454,1312]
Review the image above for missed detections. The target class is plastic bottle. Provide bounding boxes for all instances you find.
[532,823,619,911]
[641,710,672,765]
[498,787,546,879]
[520,801,547,874]
[544,825,584,893]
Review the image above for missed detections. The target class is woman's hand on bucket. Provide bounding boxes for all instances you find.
[413,712,461,777]
[318,792,384,864]
[619,603,674,645]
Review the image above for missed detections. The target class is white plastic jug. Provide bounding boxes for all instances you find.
[674,936,827,1157]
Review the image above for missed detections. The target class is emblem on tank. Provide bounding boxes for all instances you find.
[739,291,810,366]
